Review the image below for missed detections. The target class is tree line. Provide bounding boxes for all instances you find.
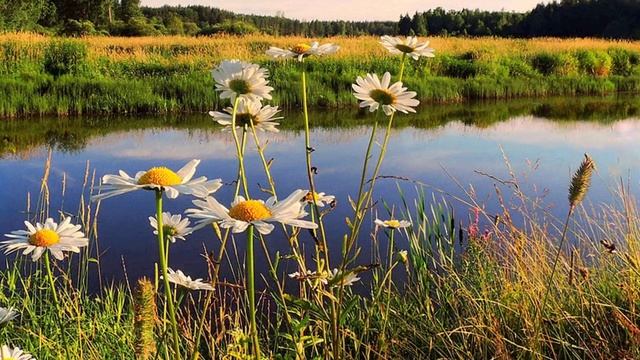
[1,0,639,38]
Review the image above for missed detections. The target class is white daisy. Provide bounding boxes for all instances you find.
[303,191,335,207]
[0,308,17,325]
[375,218,411,229]
[186,189,318,235]
[92,159,222,201]
[329,269,360,287]
[212,60,273,103]
[162,268,213,291]
[352,72,419,116]
[209,98,282,133]
[380,36,435,60]
[0,345,33,360]
[1,218,88,262]
[149,212,192,243]
[266,42,339,62]
[288,270,329,285]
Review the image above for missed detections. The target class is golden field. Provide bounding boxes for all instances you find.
[3,32,640,63]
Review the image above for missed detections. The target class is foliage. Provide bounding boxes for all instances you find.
[43,39,87,76]
[199,19,259,36]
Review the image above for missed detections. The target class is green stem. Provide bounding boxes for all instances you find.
[535,206,574,344]
[398,53,407,81]
[301,62,338,356]
[230,97,250,199]
[246,225,261,357]
[249,121,277,199]
[44,252,71,360]
[156,190,182,359]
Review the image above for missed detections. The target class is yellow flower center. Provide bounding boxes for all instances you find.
[395,44,415,53]
[228,200,272,222]
[29,229,60,247]
[385,220,401,228]
[292,43,312,54]
[137,167,182,186]
[369,89,396,106]
[304,191,319,203]
[228,79,251,94]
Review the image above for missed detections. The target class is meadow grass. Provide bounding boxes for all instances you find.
[2,33,640,116]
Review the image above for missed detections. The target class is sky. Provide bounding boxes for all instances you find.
[140,0,548,21]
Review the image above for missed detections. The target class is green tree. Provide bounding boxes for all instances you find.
[120,0,141,21]
[165,14,184,35]
[0,0,49,30]
[411,12,427,35]
[398,14,412,35]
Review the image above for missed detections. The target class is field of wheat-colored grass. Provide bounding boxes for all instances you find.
[3,33,640,63]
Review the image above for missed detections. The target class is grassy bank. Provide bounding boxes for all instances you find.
[3,33,640,116]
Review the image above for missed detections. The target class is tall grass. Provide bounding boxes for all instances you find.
[4,151,640,358]
[2,34,640,116]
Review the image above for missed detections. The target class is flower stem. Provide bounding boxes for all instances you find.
[249,121,277,199]
[398,53,407,81]
[301,62,338,355]
[246,224,261,357]
[44,252,71,360]
[155,190,182,359]
[230,97,250,199]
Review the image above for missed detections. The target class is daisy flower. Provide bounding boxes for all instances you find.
[352,72,419,116]
[303,191,335,207]
[0,308,17,325]
[329,268,360,287]
[149,212,192,243]
[162,268,213,291]
[186,189,318,235]
[0,345,33,360]
[380,35,435,60]
[209,98,282,133]
[288,270,329,285]
[1,218,88,262]
[375,218,411,229]
[266,42,340,62]
[212,60,273,103]
[92,159,222,201]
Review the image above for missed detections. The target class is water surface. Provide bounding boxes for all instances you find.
[1,96,639,284]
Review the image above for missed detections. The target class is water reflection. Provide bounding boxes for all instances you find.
[0,95,639,284]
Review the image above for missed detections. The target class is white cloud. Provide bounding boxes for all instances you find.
[140,0,547,21]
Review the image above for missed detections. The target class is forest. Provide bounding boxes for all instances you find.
[1,0,640,39]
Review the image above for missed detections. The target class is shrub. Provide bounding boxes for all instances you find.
[531,52,578,76]
[199,20,259,36]
[43,40,88,77]
[500,57,537,77]
[575,50,612,77]
[110,18,162,36]
[62,19,97,37]
[608,48,640,76]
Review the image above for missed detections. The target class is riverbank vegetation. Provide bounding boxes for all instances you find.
[2,34,640,117]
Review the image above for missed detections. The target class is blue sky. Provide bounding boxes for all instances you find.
[140,0,548,21]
